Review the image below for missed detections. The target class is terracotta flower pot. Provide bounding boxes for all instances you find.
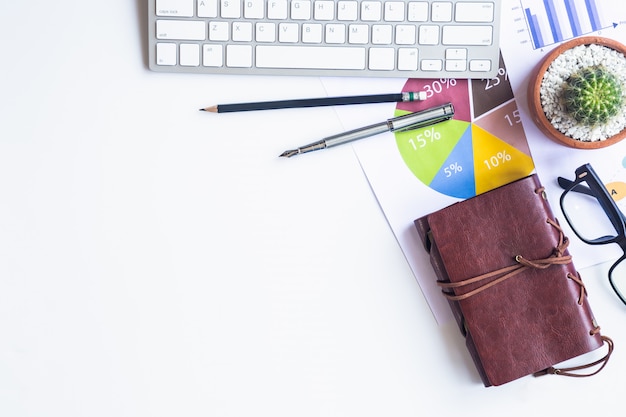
[527,36,626,149]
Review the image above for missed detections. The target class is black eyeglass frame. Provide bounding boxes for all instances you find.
[558,163,626,306]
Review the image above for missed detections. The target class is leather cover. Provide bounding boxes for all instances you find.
[415,174,604,386]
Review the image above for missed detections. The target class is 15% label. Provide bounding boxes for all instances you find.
[407,126,441,150]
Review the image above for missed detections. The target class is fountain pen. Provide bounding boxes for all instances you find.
[279,102,454,158]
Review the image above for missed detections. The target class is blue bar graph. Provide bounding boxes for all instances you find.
[585,0,601,31]
[522,0,608,49]
[526,9,544,49]
[564,0,582,37]
[544,0,564,43]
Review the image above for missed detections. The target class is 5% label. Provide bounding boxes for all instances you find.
[444,162,462,178]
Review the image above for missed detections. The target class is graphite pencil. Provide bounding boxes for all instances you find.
[200,91,427,113]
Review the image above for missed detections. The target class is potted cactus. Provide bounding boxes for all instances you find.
[528,36,626,149]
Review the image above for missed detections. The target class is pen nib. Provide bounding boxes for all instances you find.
[279,149,299,158]
[279,141,326,158]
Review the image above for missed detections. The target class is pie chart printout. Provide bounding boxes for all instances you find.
[394,55,535,199]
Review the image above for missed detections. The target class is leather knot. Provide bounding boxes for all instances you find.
[438,218,573,301]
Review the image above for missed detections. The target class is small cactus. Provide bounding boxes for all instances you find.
[562,65,623,126]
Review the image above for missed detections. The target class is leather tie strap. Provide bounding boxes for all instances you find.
[533,336,614,378]
[437,218,574,302]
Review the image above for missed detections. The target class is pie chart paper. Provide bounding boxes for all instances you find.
[394,57,535,199]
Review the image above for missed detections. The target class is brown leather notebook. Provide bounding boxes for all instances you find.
[415,174,612,386]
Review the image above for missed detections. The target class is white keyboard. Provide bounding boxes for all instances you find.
[148,0,501,78]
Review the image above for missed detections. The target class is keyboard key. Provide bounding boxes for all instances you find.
[442,25,492,45]
[232,22,253,41]
[156,43,177,65]
[369,47,395,70]
[203,44,223,66]
[244,0,265,18]
[348,24,369,44]
[220,0,241,18]
[226,45,252,67]
[470,59,492,72]
[361,2,382,21]
[291,1,312,20]
[325,24,346,44]
[180,43,200,66]
[338,1,358,20]
[268,0,288,19]
[408,2,429,22]
[398,48,418,70]
[256,45,366,69]
[197,0,218,17]
[384,2,405,22]
[156,20,205,40]
[395,25,416,45]
[278,23,299,43]
[455,2,494,22]
[418,25,439,45]
[372,25,393,45]
[302,24,323,43]
[156,0,193,17]
[421,59,443,71]
[314,1,335,20]
[256,23,277,42]
[432,2,453,22]
[445,48,467,59]
[209,21,229,41]
[445,59,466,71]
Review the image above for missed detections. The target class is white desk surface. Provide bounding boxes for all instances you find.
[1,2,625,416]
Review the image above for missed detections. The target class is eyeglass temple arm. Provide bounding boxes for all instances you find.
[557,177,593,196]
[557,176,626,223]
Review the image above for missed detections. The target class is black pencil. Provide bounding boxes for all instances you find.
[200,91,427,113]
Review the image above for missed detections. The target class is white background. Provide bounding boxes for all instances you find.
[1,1,625,416]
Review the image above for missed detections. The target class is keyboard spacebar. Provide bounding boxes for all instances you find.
[256,46,366,70]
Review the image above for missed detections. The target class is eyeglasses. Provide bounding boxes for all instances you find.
[558,163,626,306]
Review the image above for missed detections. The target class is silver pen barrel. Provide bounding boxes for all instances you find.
[325,103,454,148]
[324,121,390,148]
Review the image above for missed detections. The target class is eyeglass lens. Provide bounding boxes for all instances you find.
[561,183,620,243]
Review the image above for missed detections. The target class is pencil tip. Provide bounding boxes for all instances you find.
[199,106,218,112]
[199,108,206,111]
